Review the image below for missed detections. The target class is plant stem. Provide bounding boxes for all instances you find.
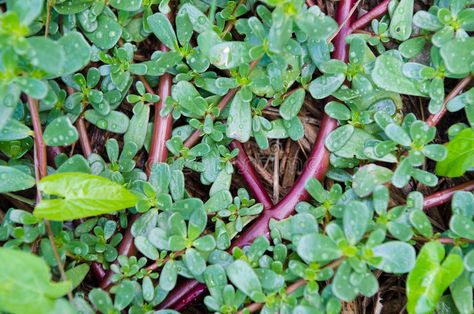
[349,0,391,32]
[158,0,357,309]
[145,70,173,175]
[66,87,93,157]
[426,76,472,127]
[77,116,92,156]
[229,141,274,210]
[27,96,73,302]
[44,0,51,38]
[422,180,474,210]
[28,98,48,181]
[100,12,174,290]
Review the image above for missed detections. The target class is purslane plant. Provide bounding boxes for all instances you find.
[1,0,474,314]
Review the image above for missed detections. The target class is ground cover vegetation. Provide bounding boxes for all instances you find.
[1,0,474,313]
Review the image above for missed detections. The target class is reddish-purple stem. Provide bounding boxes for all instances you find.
[158,0,356,309]
[28,98,47,180]
[146,69,173,175]
[77,116,92,157]
[423,180,474,210]
[349,0,390,32]
[229,141,274,211]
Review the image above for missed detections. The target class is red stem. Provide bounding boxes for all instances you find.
[426,76,472,127]
[158,0,356,309]
[145,69,173,175]
[423,180,474,210]
[28,97,47,180]
[229,141,274,211]
[100,14,174,290]
[77,116,92,156]
[349,0,390,32]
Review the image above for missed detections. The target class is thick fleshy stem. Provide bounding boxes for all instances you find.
[349,0,390,32]
[426,76,472,127]
[158,0,356,309]
[423,180,474,210]
[145,70,173,175]
[100,14,174,290]
[229,141,274,211]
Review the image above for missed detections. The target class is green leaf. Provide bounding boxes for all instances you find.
[84,15,122,50]
[84,110,130,134]
[332,261,358,301]
[8,0,43,25]
[268,7,292,53]
[407,242,464,314]
[413,11,443,31]
[436,128,474,177]
[0,119,32,141]
[178,4,212,33]
[450,214,474,240]
[53,0,92,14]
[440,38,474,75]
[297,233,341,263]
[409,209,433,237]
[353,164,393,197]
[15,77,48,99]
[147,13,178,50]
[124,103,150,154]
[0,248,72,314]
[89,289,113,313]
[308,73,345,99]
[385,123,412,146]
[372,55,424,96]
[109,0,142,11]
[65,264,90,290]
[372,241,416,273]
[209,42,250,70]
[325,101,351,121]
[44,116,79,146]
[295,9,337,41]
[34,173,137,221]
[450,271,473,314]
[171,81,207,117]
[279,88,305,120]
[343,201,371,244]
[226,91,251,142]
[325,124,354,152]
[58,32,91,75]
[0,165,35,193]
[399,37,426,58]
[305,178,328,203]
[446,88,474,112]
[226,260,264,302]
[114,280,135,310]
[159,260,178,291]
[28,37,65,77]
[183,248,206,276]
[389,0,414,41]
